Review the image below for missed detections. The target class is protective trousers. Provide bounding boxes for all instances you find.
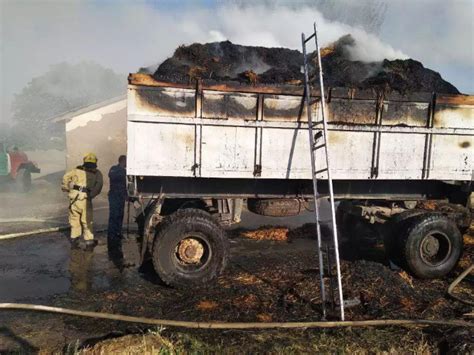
[107,193,125,241]
[69,198,94,240]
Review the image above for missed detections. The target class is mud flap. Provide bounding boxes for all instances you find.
[140,197,164,264]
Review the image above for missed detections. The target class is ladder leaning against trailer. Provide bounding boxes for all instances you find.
[301,22,345,321]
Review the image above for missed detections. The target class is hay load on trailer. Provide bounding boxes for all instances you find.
[152,35,460,94]
[128,37,473,289]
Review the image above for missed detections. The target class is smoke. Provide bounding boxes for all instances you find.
[381,0,474,94]
[223,0,388,34]
[1,0,473,125]
[203,5,407,61]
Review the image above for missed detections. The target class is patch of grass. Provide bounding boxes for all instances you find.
[75,326,436,354]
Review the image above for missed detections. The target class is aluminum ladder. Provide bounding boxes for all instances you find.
[301,22,345,321]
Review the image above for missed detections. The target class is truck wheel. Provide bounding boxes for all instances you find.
[336,202,355,243]
[247,198,302,217]
[15,168,31,192]
[383,210,427,265]
[399,214,463,279]
[152,209,228,287]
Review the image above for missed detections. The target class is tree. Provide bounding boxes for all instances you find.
[10,61,125,149]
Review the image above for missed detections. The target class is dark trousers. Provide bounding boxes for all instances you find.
[107,193,125,246]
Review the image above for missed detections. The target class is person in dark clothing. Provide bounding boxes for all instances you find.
[107,155,127,255]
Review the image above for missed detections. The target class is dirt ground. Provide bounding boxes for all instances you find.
[0,178,472,353]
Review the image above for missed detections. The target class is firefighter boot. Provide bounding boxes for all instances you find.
[84,239,98,252]
[69,237,81,250]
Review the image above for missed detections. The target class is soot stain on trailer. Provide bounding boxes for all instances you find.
[202,92,257,120]
[202,93,228,119]
[327,99,377,125]
[433,106,474,129]
[226,95,258,120]
[381,101,429,127]
[136,87,195,117]
[262,94,314,122]
[175,130,195,148]
[459,141,471,148]
[327,130,346,145]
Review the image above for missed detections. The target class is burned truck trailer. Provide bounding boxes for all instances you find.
[127,73,473,287]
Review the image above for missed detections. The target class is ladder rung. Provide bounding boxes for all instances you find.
[321,245,335,251]
[312,143,326,151]
[304,33,315,43]
[311,120,324,126]
[314,168,328,174]
[308,99,319,106]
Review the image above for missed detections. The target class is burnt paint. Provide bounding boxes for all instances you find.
[328,99,377,125]
[382,102,429,127]
[202,92,257,120]
[263,95,308,122]
[433,104,474,129]
[136,87,195,117]
[130,74,465,104]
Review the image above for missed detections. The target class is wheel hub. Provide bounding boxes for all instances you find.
[419,232,451,266]
[176,238,204,264]
[421,235,440,257]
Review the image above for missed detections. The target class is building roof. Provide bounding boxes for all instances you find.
[51,95,126,123]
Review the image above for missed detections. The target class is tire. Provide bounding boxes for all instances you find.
[383,210,428,265]
[336,202,371,260]
[336,202,354,242]
[247,198,302,217]
[152,209,229,287]
[15,168,31,193]
[398,213,463,279]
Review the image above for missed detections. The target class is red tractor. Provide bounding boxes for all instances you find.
[0,143,40,192]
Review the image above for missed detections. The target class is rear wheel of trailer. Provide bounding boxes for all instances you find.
[395,213,463,279]
[339,203,466,279]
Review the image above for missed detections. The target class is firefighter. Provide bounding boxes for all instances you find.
[62,153,103,251]
[107,155,127,255]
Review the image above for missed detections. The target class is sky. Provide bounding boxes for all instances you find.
[1,0,473,123]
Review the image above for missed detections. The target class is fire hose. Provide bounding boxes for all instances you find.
[0,227,120,241]
[0,226,70,241]
[447,265,474,306]
[0,303,471,329]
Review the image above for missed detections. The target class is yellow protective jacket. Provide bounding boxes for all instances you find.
[62,166,103,200]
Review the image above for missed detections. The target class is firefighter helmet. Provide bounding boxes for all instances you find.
[83,152,98,164]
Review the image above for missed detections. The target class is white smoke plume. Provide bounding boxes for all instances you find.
[204,5,408,62]
[1,0,472,124]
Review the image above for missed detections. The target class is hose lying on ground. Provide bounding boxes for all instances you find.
[0,217,63,224]
[0,206,110,225]
[0,227,118,241]
[0,227,69,241]
[0,303,471,329]
[447,265,474,306]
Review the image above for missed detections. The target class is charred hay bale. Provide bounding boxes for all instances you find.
[153,37,459,94]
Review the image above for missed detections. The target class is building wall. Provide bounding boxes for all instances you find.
[65,100,127,198]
